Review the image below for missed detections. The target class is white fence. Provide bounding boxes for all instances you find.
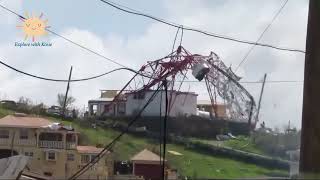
[39,140,64,149]
[16,139,36,146]
[66,142,77,149]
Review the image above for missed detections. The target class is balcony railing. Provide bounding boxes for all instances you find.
[66,142,77,149]
[39,140,64,149]
[16,139,36,146]
[0,138,10,145]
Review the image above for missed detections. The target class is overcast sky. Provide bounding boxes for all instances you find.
[0,0,308,129]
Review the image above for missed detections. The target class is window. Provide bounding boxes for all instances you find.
[66,134,76,142]
[67,153,74,161]
[43,172,52,177]
[81,154,98,164]
[104,104,111,112]
[117,103,126,114]
[24,152,33,157]
[0,130,9,139]
[20,129,28,139]
[133,92,145,99]
[91,155,98,163]
[81,155,90,164]
[39,133,63,141]
[46,152,56,161]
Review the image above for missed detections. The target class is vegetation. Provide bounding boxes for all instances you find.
[0,107,13,118]
[190,130,300,161]
[58,119,288,178]
[223,136,265,155]
[57,93,75,109]
[190,136,265,155]
[0,106,289,178]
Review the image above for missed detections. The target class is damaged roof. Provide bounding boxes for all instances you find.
[77,146,105,154]
[0,115,52,128]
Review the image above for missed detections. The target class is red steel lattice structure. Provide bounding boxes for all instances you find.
[107,46,258,128]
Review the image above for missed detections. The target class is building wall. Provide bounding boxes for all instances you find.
[126,91,197,117]
[89,101,126,117]
[0,127,110,179]
[197,104,227,119]
[133,163,162,180]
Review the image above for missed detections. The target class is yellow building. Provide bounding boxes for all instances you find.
[0,114,112,179]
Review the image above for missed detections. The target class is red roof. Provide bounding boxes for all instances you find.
[0,115,52,128]
[131,149,165,162]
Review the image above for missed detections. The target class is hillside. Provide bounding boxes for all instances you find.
[0,107,288,179]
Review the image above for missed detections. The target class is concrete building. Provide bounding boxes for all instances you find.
[197,100,227,119]
[88,90,126,117]
[126,90,197,117]
[131,149,163,180]
[130,149,177,180]
[88,90,198,118]
[0,114,112,179]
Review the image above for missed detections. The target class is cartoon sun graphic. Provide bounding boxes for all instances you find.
[17,12,50,42]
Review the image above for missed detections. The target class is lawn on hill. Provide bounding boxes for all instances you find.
[59,119,288,179]
[0,108,288,178]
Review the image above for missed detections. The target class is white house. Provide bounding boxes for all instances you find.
[88,90,197,118]
[88,97,126,117]
[125,90,197,117]
[88,90,126,117]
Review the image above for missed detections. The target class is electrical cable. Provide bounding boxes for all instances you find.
[46,29,128,68]
[99,0,305,54]
[162,80,168,180]
[68,82,165,180]
[180,26,184,47]
[0,59,170,82]
[159,85,163,169]
[0,56,303,85]
[171,27,181,53]
[234,0,289,72]
[180,80,303,84]
[0,59,133,82]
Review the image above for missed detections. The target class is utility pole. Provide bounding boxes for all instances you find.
[300,0,320,175]
[256,73,267,120]
[62,66,73,118]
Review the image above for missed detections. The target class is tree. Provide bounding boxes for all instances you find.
[17,96,32,112]
[57,93,75,109]
[18,96,32,105]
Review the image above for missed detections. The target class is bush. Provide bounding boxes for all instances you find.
[252,131,300,158]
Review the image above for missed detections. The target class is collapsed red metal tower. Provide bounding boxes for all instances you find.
[108,46,258,128]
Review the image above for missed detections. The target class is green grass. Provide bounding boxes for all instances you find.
[0,107,288,178]
[190,136,266,156]
[166,145,287,179]
[0,107,13,118]
[57,119,288,178]
[223,136,265,155]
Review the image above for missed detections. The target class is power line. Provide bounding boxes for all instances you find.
[68,82,164,180]
[46,29,127,68]
[158,84,163,171]
[0,4,24,20]
[0,59,156,82]
[181,80,303,84]
[241,80,303,84]
[162,80,168,180]
[234,0,289,72]
[171,26,181,53]
[0,57,303,85]
[0,4,129,68]
[99,0,305,54]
